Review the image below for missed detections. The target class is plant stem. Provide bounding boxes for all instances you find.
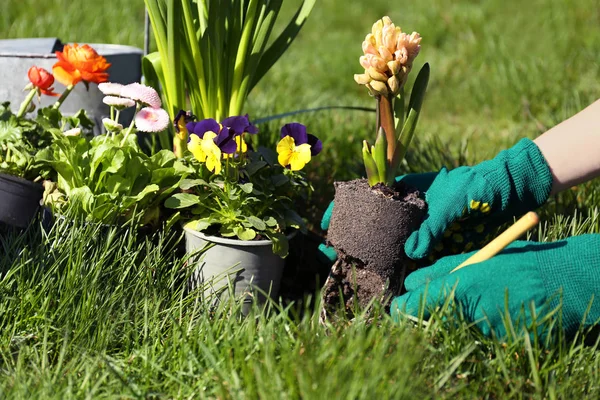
[53,84,75,110]
[120,104,141,147]
[377,95,396,162]
[16,88,37,118]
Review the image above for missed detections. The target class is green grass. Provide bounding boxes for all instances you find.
[2,0,600,397]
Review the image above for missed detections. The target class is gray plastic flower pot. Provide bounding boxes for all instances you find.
[0,173,44,228]
[0,38,142,134]
[184,228,290,313]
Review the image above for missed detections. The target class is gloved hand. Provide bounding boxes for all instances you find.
[391,235,600,339]
[405,138,553,260]
[317,172,438,264]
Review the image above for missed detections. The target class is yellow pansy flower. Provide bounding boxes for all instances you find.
[276,136,312,171]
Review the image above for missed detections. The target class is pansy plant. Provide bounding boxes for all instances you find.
[166,114,322,257]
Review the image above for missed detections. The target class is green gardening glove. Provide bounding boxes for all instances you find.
[405,138,553,261]
[317,173,438,264]
[391,235,600,339]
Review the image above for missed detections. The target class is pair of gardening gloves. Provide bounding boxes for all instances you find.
[320,139,600,338]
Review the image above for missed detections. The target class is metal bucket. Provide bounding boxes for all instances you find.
[0,38,143,133]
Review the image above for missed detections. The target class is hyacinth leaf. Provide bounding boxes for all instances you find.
[362,141,380,186]
[141,52,172,152]
[393,87,405,136]
[395,63,430,166]
[372,127,389,185]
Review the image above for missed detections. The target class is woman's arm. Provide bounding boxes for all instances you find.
[534,100,600,195]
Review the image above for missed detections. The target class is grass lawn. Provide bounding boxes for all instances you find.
[2,0,600,398]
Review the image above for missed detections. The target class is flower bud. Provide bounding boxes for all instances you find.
[369,80,389,96]
[103,117,123,133]
[367,67,388,82]
[354,73,371,85]
[388,76,400,96]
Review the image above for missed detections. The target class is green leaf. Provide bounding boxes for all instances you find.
[165,193,201,209]
[0,119,22,142]
[264,216,278,227]
[150,149,177,167]
[362,141,380,187]
[165,211,181,231]
[245,159,267,175]
[195,219,215,231]
[269,232,289,258]
[285,209,306,233]
[239,182,253,193]
[235,226,257,241]
[250,0,317,92]
[372,127,388,184]
[257,146,278,166]
[271,174,289,187]
[180,178,208,190]
[394,63,430,170]
[246,216,266,231]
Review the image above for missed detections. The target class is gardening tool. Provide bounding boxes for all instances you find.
[450,211,540,273]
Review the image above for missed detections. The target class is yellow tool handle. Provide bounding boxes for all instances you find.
[450,211,540,274]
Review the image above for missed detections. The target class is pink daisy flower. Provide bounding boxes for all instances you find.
[121,83,162,109]
[98,82,124,96]
[103,96,135,109]
[135,107,170,133]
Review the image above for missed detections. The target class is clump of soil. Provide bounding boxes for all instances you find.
[322,178,426,317]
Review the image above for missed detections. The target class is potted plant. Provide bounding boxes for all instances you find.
[322,16,430,316]
[0,45,109,228]
[165,114,322,310]
[0,100,49,228]
[37,82,191,229]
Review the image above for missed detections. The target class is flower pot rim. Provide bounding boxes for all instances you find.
[0,172,44,191]
[0,40,142,59]
[184,227,296,247]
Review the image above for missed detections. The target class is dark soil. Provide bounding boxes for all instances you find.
[322,178,426,315]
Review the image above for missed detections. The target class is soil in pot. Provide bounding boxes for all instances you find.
[0,173,44,229]
[322,178,426,317]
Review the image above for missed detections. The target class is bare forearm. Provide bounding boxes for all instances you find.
[534,99,600,195]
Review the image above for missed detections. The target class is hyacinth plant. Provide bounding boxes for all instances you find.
[165,114,322,256]
[37,81,190,226]
[143,0,316,157]
[354,17,430,187]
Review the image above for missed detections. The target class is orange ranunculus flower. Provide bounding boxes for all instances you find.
[52,44,111,86]
[27,66,60,96]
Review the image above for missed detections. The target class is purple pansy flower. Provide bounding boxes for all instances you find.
[222,114,259,136]
[280,123,322,156]
[186,118,237,154]
[174,110,195,134]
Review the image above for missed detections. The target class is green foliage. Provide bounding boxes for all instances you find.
[0,102,58,180]
[143,0,316,151]
[166,146,311,257]
[37,133,191,225]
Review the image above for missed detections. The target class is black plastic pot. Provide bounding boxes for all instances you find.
[0,173,44,228]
